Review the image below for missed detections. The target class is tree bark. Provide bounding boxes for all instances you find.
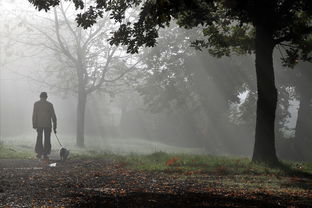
[77,87,87,147]
[252,22,279,164]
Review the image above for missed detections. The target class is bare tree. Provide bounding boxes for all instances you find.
[8,1,140,147]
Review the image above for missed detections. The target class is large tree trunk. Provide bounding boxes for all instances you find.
[252,22,279,164]
[77,87,87,147]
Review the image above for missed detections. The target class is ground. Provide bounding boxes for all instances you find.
[1,156,312,208]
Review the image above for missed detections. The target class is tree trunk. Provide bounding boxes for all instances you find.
[77,87,87,147]
[294,70,312,161]
[252,22,279,164]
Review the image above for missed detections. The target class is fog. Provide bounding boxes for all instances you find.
[0,0,306,160]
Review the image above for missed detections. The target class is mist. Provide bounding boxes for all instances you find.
[0,0,308,160]
[2,1,312,207]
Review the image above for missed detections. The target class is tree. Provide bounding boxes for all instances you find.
[138,24,255,153]
[265,56,312,161]
[29,0,312,164]
[293,63,312,161]
[19,1,139,147]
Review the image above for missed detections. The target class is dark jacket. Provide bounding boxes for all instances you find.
[32,99,57,129]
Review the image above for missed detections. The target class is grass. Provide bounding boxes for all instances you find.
[2,145,312,196]
[119,151,312,176]
[69,150,312,196]
[71,150,312,177]
[1,141,312,178]
[1,145,311,207]
[0,142,33,159]
[113,152,312,195]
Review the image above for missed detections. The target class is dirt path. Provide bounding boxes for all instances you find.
[0,159,311,207]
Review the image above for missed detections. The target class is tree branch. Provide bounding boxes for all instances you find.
[102,58,141,83]
[53,7,77,63]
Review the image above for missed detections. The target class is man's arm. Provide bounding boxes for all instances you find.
[51,104,57,133]
[32,103,37,129]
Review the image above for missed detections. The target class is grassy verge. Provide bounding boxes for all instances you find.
[0,142,33,159]
[71,150,312,177]
[70,151,312,195]
[124,152,312,175]
[2,146,312,196]
[1,142,312,178]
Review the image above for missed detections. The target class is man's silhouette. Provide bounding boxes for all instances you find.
[32,92,57,160]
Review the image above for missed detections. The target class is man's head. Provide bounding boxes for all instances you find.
[40,92,48,100]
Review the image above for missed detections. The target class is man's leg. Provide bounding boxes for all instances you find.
[43,128,52,158]
[35,128,43,158]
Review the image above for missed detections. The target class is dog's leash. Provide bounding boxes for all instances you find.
[54,132,63,148]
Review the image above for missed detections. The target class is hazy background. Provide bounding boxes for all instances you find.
[0,0,306,159]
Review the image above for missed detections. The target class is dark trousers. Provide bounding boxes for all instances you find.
[35,128,51,156]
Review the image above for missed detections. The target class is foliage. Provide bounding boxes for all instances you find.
[29,0,312,65]
[133,24,256,153]
[137,25,251,110]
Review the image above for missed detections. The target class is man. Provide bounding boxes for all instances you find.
[32,92,57,160]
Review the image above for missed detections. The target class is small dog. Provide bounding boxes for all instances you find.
[60,147,70,161]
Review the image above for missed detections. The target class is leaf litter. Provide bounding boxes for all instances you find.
[0,158,311,207]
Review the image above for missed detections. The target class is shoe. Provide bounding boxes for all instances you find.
[36,154,42,160]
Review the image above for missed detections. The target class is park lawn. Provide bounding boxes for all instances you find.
[72,150,312,176]
[72,151,312,199]
[2,143,312,177]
